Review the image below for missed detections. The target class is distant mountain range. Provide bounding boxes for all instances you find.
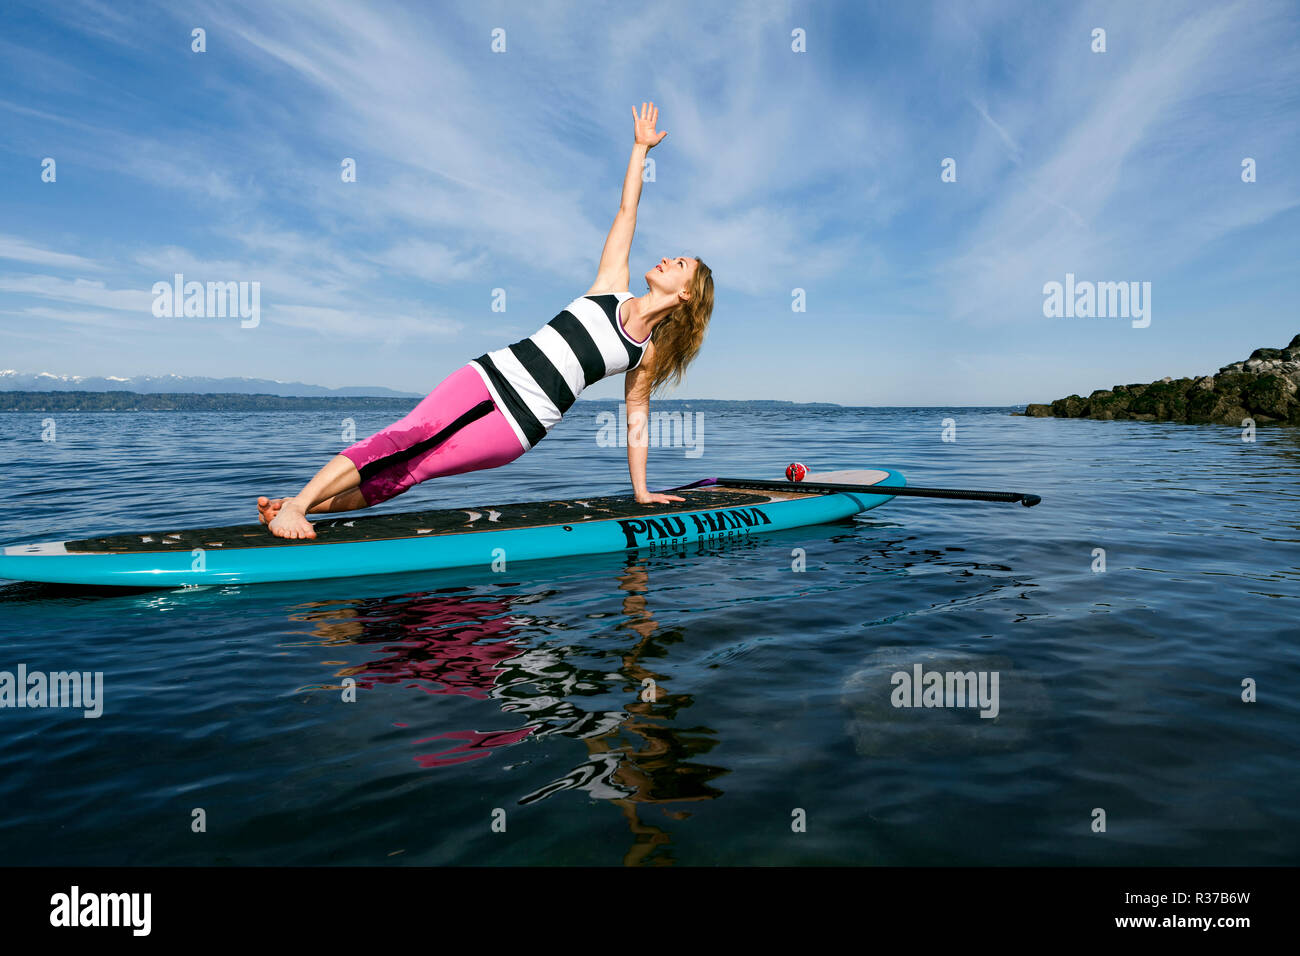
[0,370,423,398]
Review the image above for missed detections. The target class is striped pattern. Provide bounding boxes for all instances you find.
[471,292,645,449]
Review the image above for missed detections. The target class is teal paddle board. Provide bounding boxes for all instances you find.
[0,469,903,588]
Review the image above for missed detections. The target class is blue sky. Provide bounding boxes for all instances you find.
[0,0,1296,405]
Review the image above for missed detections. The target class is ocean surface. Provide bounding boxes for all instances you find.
[1,401,1296,866]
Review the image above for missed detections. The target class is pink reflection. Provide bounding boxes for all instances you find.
[413,726,537,768]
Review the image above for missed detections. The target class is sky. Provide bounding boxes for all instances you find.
[0,0,1297,405]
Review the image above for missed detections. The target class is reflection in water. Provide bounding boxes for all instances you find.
[289,558,729,865]
[301,590,526,700]
[412,727,536,768]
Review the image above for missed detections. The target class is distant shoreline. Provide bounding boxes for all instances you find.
[0,391,1014,412]
[0,391,416,412]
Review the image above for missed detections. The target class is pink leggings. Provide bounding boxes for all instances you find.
[340,364,526,506]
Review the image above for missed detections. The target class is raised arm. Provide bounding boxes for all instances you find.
[586,102,668,296]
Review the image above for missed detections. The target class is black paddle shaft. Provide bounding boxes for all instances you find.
[715,477,1042,507]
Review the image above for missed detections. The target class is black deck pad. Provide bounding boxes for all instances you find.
[65,488,775,553]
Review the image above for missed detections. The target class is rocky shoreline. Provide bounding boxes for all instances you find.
[1023,334,1300,425]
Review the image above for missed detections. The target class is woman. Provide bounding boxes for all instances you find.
[261,102,714,539]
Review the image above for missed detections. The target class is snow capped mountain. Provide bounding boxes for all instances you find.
[0,370,422,398]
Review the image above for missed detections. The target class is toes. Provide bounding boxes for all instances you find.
[258,499,284,526]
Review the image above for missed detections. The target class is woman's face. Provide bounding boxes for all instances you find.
[645,256,696,296]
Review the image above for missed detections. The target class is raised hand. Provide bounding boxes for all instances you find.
[633,101,668,148]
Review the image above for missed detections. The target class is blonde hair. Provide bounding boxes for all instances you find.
[648,257,713,395]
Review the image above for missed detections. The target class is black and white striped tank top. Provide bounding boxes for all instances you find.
[470,291,648,450]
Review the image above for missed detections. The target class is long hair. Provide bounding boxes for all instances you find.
[648,257,713,395]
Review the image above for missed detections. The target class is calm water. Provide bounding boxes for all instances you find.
[1,402,1297,866]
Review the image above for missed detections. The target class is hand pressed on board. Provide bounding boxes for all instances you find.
[636,491,685,505]
[633,101,667,148]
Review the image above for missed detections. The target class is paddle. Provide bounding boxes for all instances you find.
[713,477,1042,507]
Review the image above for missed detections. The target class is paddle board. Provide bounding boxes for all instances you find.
[0,468,903,587]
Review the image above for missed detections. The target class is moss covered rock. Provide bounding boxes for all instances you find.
[1086,388,1134,420]
[1027,335,1300,425]
[1127,378,1193,419]
[1051,394,1089,417]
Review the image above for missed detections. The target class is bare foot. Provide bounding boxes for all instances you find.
[257,496,285,526]
[268,500,316,540]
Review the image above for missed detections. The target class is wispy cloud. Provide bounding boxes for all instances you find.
[967,98,1023,166]
[0,0,1295,401]
[0,236,105,271]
